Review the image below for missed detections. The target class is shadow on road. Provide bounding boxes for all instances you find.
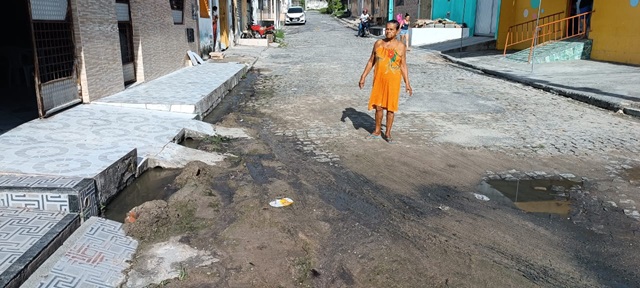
[340,107,375,133]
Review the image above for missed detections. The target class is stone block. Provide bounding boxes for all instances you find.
[209,52,225,59]
[0,208,80,288]
[93,149,137,206]
[0,174,98,221]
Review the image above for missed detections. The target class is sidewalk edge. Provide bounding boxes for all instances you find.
[440,54,638,118]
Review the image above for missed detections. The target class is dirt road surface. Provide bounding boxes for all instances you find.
[122,12,640,288]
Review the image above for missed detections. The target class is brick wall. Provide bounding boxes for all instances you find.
[130,0,198,81]
[72,0,123,102]
[73,0,198,102]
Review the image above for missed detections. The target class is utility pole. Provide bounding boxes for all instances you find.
[530,0,543,73]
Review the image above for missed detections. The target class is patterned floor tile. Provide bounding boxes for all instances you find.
[0,105,212,179]
[29,217,137,288]
[94,62,246,106]
[0,208,67,273]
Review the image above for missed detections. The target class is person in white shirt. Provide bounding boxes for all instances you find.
[358,9,371,37]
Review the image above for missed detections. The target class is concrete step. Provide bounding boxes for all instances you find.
[20,216,138,288]
[0,207,80,288]
[506,38,592,64]
[421,36,496,54]
[0,174,99,221]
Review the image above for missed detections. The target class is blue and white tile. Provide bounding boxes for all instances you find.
[0,208,67,273]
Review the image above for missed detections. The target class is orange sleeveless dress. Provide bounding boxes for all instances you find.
[368,46,403,112]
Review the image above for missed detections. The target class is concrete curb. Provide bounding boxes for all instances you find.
[334,16,358,31]
[440,53,640,119]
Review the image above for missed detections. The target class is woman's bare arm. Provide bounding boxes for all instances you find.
[359,40,381,89]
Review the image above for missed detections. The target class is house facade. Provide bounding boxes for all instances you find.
[589,1,640,65]
[497,0,640,66]
[2,0,200,126]
[347,0,431,26]
[3,0,261,134]
[496,0,568,51]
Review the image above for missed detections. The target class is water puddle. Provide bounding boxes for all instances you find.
[478,178,582,215]
[623,167,640,182]
[103,167,182,222]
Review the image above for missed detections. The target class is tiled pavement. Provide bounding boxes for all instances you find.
[0,208,78,288]
[94,62,247,117]
[20,217,138,288]
[0,104,210,178]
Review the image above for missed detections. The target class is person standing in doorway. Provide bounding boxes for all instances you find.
[212,6,219,52]
[399,13,411,51]
[359,20,413,143]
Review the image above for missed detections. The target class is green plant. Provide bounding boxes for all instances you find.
[178,265,187,281]
[324,0,343,15]
[319,7,328,14]
[205,135,232,145]
[274,29,285,43]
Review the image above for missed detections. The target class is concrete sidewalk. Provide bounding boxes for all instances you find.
[439,51,640,118]
[0,45,265,288]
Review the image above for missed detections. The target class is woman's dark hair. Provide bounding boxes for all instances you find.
[387,19,400,29]
[405,13,410,17]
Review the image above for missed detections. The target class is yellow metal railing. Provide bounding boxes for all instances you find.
[503,11,565,55]
[504,11,593,62]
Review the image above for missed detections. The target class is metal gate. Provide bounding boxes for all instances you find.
[475,0,499,36]
[28,0,80,117]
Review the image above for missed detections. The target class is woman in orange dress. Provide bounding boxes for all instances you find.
[359,20,413,143]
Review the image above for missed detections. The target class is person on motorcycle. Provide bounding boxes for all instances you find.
[358,9,372,37]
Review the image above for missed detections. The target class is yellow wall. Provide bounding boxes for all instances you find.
[590,1,640,65]
[497,0,568,50]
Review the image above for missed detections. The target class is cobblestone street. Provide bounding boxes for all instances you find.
[226,11,640,287]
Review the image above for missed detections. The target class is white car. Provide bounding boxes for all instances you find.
[285,6,306,25]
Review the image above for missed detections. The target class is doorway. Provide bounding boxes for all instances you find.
[117,0,136,85]
[568,0,593,36]
[475,0,499,36]
[0,0,38,134]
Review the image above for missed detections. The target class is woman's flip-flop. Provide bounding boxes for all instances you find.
[386,137,396,144]
[365,133,381,140]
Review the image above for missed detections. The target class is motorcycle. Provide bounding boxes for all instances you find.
[357,21,370,37]
[241,23,275,39]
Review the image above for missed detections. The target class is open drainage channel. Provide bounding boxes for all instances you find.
[477,173,584,215]
[102,70,262,222]
[103,167,181,223]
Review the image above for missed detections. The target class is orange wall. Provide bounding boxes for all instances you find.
[497,0,568,50]
[590,1,640,65]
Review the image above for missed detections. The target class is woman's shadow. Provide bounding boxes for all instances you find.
[340,107,378,134]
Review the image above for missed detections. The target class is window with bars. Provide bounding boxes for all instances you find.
[32,21,75,83]
[170,0,184,24]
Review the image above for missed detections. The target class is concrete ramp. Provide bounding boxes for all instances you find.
[417,36,496,54]
[93,62,248,118]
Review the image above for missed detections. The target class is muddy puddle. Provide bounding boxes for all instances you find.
[623,167,640,182]
[103,167,182,222]
[202,70,259,125]
[478,178,583,215]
